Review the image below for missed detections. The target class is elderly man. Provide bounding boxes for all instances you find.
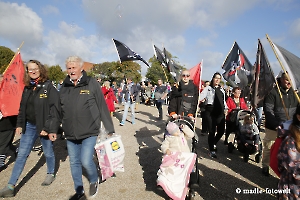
[168,70,198,119]
[262,72,299,176]
[60,56,115,199]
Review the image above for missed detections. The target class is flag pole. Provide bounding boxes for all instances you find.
[194,60,203,132]
[266,34,300,104]
[266,34,292,119]
[3,41,24,75]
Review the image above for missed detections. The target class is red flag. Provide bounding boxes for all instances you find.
[0,52,25,117]
[189,62,202,90]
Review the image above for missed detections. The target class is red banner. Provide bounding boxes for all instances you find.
[0,52,25,117]
[189,62,202,90]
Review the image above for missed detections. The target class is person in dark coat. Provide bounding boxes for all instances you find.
[262,72,299,176]
[60,56,115,200]
[199,72,228,158]
[168,70,198,119]
[0,60,61,198]
[0,74,18,171]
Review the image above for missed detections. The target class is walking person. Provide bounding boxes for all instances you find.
[0,74,18,172]
[278,105,300,199]
[60,56,115,200]
[0,60,61,198]
[154,79,168,120]
[262,72,299,176]
[224,86,249,145]
[168,70,198,119]
[199,72,228,158]
[102,81,118,116]
[120,77,138,126]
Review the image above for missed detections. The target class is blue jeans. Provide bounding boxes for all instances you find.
[9,122,55,185]
[121,101,135,123]
[66,136,98,194]
[256,107,263,128]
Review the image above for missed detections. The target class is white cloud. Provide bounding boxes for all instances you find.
[290,18,300,38]
[0,2,43,47]
[42,5,59,15]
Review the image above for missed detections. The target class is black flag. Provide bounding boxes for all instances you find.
[153,45,167,67]
[164,48,181,81]
[251,39,276,109]
[112,38,150,67]
[222,41,254,89]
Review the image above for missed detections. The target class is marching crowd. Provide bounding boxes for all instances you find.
[0,56,299,199]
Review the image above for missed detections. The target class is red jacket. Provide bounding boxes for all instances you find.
[101,87,118,112]
[226,97,248,121]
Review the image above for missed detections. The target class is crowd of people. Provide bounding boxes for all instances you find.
[0,56,299,199]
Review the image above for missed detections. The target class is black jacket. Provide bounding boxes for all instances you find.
[60,72,115,140]
[0,116,17,132]
[264,86,299,130]
[16,80,61,135]
[168,80,198,116]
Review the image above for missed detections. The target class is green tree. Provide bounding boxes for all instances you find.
[0,46,15,74]
[146,52,185,85]
[90,61,142,84]
[48,65,65,83]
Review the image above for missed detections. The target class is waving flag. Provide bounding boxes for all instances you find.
[269,39,300,91]
[222,41,254,89]
[153,45,167,67]
[164,48,181,81]
[251,39,276,109]
[0,52,25,117]
[189,62,202,90]
[112,38,150,67]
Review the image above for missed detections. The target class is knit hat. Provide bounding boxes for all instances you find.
[166,122,180,135]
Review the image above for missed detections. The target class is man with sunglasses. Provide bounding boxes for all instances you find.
[168,70,198,119]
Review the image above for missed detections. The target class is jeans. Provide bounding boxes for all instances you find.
[121,101,135,123]
[155,99,164,119]
[9,122,55,185]
[262,128,276,168]
[67,136,98,194]
[256,107,263,128]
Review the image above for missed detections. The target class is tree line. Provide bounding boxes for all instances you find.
[0,46,188,85]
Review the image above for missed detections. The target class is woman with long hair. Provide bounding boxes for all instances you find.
[199,72,228,158]
[0,60,61,198]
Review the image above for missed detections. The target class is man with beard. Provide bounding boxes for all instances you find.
[262,72,299,176]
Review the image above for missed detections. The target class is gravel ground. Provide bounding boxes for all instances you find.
[0,104,279,200]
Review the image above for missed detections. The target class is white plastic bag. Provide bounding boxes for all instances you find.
[94,134,125,181]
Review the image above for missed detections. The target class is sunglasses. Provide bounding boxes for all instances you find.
[182,74,190,77]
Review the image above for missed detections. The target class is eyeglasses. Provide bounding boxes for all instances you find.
[28,69,39,73]
[182,74,190,77]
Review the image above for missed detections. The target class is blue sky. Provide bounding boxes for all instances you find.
[0,0,299,81]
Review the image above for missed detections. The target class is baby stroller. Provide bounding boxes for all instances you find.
[227,110,262,163]
[158,116,199,200]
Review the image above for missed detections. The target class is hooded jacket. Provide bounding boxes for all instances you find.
[60,71,115,140]
[16,80,61,135]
